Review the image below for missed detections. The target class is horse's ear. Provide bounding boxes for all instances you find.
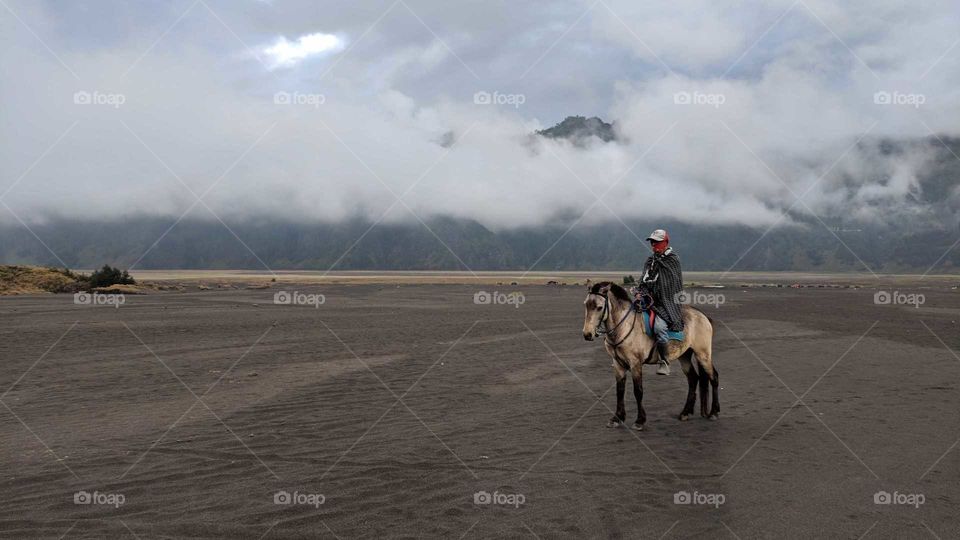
[598,283,611,295]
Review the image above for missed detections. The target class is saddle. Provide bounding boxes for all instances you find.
[639,310,657,338]
[631,288,685,342]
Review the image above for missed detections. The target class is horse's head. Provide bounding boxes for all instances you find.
[582,282,613,340]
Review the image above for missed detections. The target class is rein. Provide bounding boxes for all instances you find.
[592,291,637,349]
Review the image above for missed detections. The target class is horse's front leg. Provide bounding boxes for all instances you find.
[607,364,627,428]
[631,365,645,431]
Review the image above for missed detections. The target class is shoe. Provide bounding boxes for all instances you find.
[656,343,670,375]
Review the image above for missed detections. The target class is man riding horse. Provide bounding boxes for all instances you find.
[639,229,684,376]
[581,229,718,426]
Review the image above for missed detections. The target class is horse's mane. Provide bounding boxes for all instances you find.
[590,282,715,325]
[590,281,632,302]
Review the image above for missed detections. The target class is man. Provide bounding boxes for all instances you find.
[640,229,684,375]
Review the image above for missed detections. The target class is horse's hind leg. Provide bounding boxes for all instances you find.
[697,349,719,420]
[698,364,710,417]
[678,351,697,421]
[709,365,720,419]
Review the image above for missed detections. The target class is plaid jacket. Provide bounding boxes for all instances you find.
[640,248,685,331]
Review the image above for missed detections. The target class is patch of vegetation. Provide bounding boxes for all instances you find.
[0,264,135,295]
[622,274,636,286]
[0,265,84,294]
[88,265,135,288]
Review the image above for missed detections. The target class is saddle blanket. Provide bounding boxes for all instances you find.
[639,309,685,341]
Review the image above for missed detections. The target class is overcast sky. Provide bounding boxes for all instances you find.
[2,0,959,229]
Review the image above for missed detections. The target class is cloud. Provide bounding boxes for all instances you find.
[1,0,959,232]
[590,0,749,73]
[261,32,344,69]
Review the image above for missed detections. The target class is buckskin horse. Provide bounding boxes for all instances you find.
[582,282,718,430]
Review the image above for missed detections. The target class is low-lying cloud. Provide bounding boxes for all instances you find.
[1,0,958,232]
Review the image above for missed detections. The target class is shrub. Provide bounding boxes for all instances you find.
[88,265,135,288]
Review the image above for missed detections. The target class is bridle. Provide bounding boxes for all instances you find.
[589,291,637,348]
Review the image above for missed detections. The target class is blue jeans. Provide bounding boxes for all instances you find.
[652,315,670,344]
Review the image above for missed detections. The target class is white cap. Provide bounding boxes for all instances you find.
[646,229,667,242]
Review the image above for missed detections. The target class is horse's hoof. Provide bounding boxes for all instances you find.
[632,422,644,431]
[708,414,719,421]
[678,414,689,421]
[606,419,624,428]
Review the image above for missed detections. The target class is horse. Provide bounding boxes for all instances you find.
[582,281,718,430]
